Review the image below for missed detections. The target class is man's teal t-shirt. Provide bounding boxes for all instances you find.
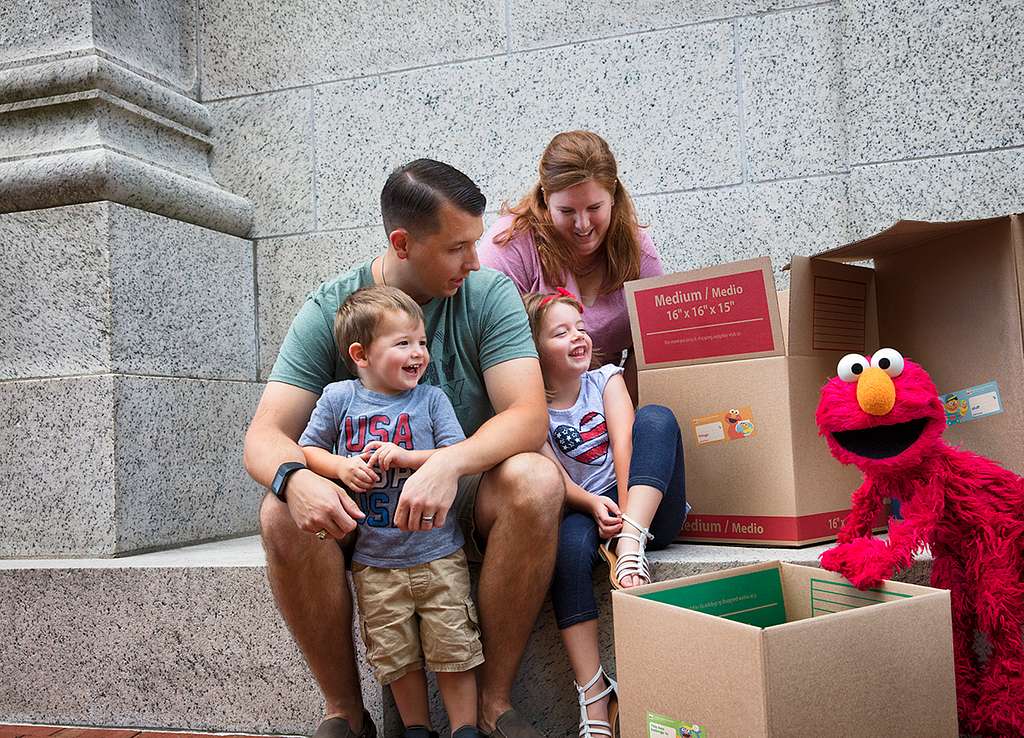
[269,262,538,436]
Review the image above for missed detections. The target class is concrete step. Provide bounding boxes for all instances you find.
[1,537,933,737]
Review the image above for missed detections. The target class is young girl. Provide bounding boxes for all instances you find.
[524,289,689,738]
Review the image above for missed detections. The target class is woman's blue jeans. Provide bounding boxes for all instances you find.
[551,404,688,629]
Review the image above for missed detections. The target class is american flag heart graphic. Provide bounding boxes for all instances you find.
[553,411,609,466]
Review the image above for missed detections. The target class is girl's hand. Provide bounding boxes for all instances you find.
[591,496,623,539]
[336,454,379,493]
[360,441,411,471]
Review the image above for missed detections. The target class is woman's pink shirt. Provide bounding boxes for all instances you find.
[478,214,665,358]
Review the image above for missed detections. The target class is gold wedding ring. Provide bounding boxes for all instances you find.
[315,529,328,540]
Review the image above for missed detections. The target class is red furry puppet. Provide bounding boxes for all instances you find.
[816,348,1024,736]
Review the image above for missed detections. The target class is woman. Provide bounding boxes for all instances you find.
[478,130,663,403]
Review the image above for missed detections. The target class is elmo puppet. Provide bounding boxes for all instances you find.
[817,348,1024,736]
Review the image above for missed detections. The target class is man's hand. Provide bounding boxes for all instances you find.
[393,450,459,532]
[336,454,380,492]
[361,441,413,472]
[285,469,366,539]
[591,496,623,540]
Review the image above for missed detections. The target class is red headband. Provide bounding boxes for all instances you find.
[539,287,583,312]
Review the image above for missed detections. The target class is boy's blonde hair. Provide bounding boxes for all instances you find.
[334,286,425,374]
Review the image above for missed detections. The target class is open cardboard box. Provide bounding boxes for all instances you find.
[625,213,1024,546]
[612,562,958,738]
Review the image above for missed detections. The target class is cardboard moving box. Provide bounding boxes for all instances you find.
[612,562,958,738]
[625,214,1024,546]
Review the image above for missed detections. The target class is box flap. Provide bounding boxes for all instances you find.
[808,214,1013,264]
[626,257,785,370]
[788,256,878,356]
[613,586,770,737]
[761,587,957,736]
[638,566,788,628]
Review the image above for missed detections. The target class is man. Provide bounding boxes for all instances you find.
[244,159,564,738]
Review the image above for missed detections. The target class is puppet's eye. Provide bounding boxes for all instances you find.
[837,353,868,382]
[870,348,904,378]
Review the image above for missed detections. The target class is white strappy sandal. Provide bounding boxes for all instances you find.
[574,665,619,738]
[600,513,654,590]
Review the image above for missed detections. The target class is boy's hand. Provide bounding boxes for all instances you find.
[591,496,623,539]
[336,454,379,493]
[361,441,411,471]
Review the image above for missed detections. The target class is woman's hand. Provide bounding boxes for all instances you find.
[591,495,623,539]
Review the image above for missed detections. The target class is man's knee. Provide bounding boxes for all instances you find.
[259,493,303,562]
[494,452,564,519]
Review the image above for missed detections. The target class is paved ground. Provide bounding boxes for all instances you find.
[0,727,293,738]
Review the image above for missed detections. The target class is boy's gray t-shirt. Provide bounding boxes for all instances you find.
[299,379,466,568]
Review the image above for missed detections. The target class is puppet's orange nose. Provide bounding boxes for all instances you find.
[857,366,896,415]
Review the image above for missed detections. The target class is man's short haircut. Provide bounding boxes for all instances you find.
[380,159,486,237]
[334,286,425,375]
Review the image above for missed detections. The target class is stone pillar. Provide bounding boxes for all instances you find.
[0,1,262,557]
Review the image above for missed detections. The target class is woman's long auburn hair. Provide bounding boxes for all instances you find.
[497,131,643,295]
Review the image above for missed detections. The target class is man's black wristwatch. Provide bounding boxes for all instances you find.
[271,461,306,502]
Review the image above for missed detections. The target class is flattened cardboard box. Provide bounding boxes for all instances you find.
[612,562,957,738]
[625,214,1024,545]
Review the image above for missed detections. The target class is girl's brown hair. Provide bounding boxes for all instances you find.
[523,290,600,398]
[497,130,643,295]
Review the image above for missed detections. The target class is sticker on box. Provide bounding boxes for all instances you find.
[647,711,705,737]
[692,407,756,446]
[940,381,1003,426]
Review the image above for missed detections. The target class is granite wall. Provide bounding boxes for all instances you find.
[2,1,1023,556]
[201,0,1024,380]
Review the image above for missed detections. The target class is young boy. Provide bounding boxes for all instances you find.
[299,286,483,738]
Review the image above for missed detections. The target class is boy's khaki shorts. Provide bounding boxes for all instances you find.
[351,548,484,685]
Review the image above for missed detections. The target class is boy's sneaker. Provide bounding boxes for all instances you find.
[401,727,438,738]
[313,710,377,738]
[452,727,485,738]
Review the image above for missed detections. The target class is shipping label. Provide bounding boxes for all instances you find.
[692,406,756,446]
[647,711,706,737]
[940,381,1003,426]
[632,268,776,364]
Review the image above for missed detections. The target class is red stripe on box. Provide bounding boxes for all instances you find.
[678,508,891,542]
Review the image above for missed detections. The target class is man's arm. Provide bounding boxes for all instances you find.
[244,381,364,539]
[442,356,548,475]
[391,357,548,532]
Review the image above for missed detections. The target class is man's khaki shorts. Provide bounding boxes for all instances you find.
[352,548,484,685]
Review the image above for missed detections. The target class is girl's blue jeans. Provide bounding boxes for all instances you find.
[551,404,688,629]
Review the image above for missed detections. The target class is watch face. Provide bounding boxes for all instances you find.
[273,462,304,499]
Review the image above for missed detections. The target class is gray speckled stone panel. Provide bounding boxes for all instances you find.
[848,149,1024,240]
[740,6,846,180]
[198,0,506,100]
[208,89,315,239]
[256,228,383,379]
[92,0,197,95]
[509,0,809,49]
[0,376,116,558]
[0,203,111,380]
[315,25,740,229]
[0,565,382,733]
[0,0,93,66]
[112,376,264,553]
[107,204,257,380]
[636,175,849,288]
[843,0,1024,163]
